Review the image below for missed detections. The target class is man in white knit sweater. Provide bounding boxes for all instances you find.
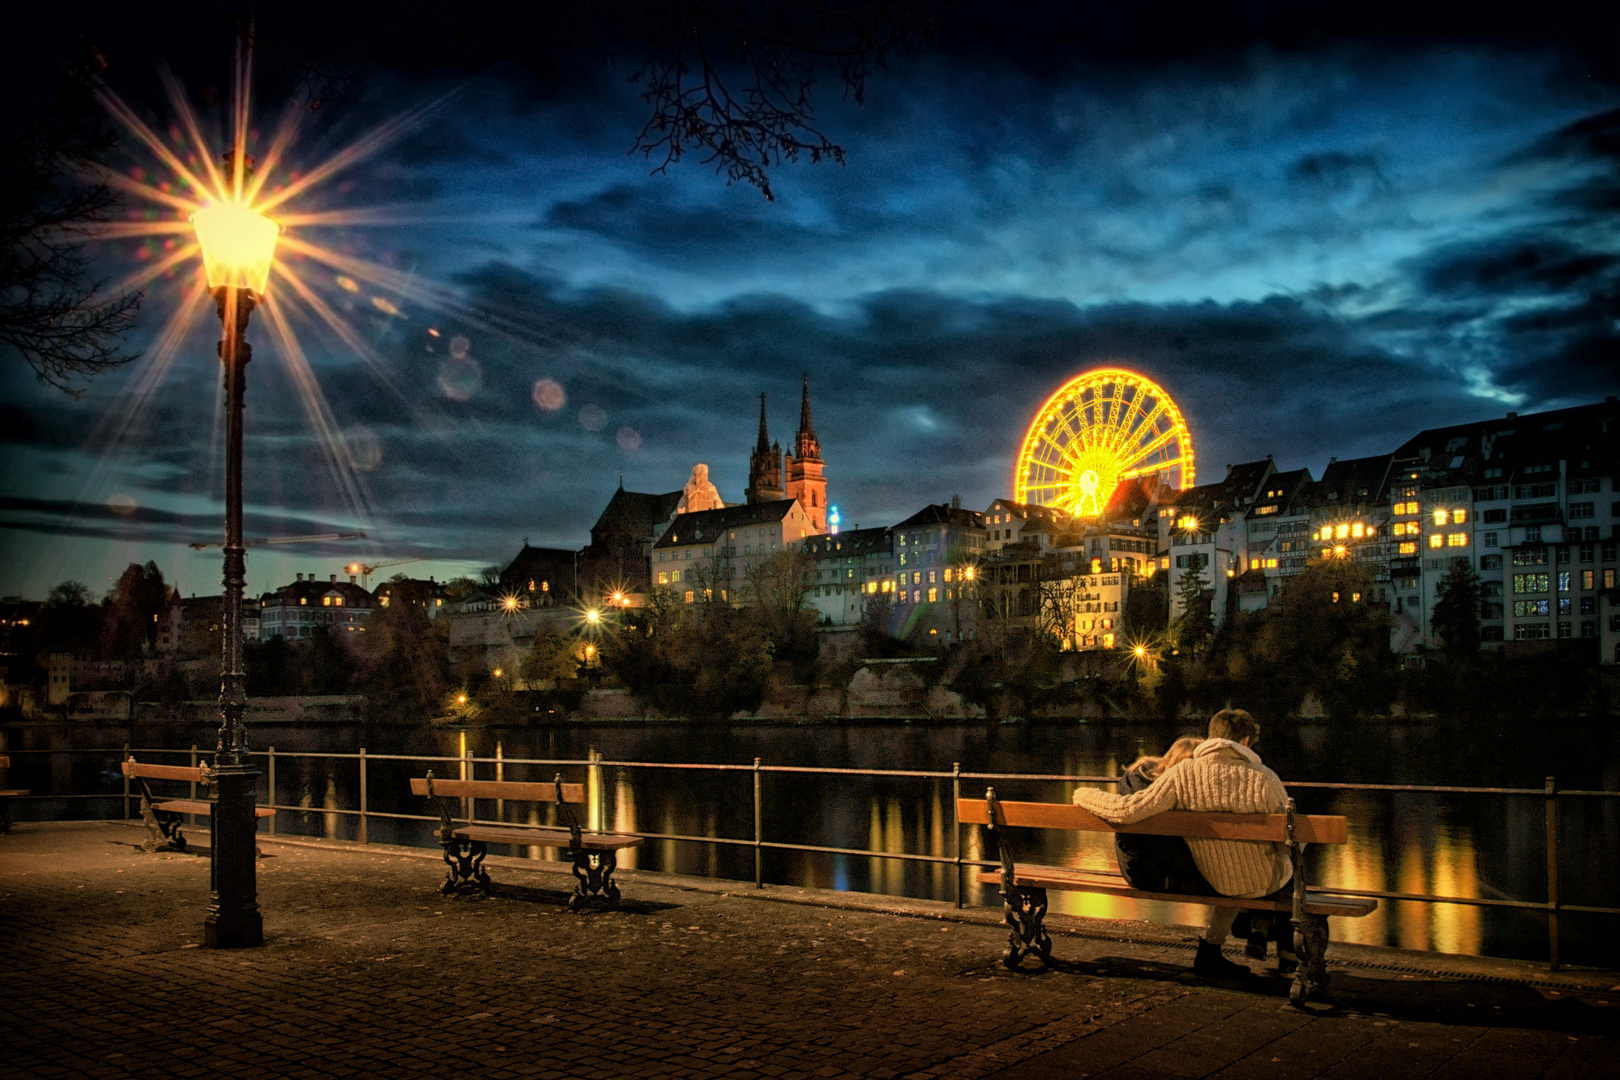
[1072,709,1290,978]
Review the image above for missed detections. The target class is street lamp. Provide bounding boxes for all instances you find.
[191,153,279,949]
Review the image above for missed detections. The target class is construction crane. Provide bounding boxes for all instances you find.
[345,558,423,588]
[189,531,365,550]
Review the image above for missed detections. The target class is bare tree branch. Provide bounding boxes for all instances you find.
[0,48,142,397]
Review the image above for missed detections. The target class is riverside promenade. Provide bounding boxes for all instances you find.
[2,821,1616,1080]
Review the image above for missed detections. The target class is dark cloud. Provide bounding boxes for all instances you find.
[1420,238,1618,298]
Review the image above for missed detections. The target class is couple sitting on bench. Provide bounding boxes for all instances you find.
[1077,708,1295,980]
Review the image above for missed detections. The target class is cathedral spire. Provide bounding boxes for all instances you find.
[797,374,816,446]
[756,392,771,453]
[746,391,784,504]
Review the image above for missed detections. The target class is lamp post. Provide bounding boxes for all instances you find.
[190,153,279,948]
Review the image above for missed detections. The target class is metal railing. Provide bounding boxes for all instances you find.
[4,744,1617,971]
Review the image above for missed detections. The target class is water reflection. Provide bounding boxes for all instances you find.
[41,718,1605,966]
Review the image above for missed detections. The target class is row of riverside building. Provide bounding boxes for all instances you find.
[243,390,1620,674]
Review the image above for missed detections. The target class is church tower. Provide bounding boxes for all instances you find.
[785,375,827,533]
[745,393,784,504]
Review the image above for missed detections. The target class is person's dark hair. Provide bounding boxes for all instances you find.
[1208,708,1260,743]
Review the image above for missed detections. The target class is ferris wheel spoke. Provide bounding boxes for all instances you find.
[1124,424,1180,468]
[1036,430,1085,472]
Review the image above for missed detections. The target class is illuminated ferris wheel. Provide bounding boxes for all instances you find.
[1013,368,1194,516]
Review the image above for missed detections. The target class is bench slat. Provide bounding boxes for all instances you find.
[454,824,643,850]
[978,867,1377,917]
[410,778,586,804]
[150,799,275,818]
[123,760,207,783]
[958,799,1348,845]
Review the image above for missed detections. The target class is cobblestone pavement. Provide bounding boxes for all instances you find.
[1,821,1615,1080]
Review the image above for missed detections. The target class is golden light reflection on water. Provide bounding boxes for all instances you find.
[587,767,1490,958]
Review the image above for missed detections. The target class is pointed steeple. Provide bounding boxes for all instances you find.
[755,392,771,453]
[797,374,816,446]
[746,391,784,504]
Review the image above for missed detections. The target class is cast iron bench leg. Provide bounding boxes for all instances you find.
[440,836,490,897]
[1001,885,1051,969]
[137,797,187,853]
[568,849,621,912]
[1290,913,1330,1006]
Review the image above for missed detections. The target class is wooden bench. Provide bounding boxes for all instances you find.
[120,756,274,853]
[412,772,644,910]
[959,788,1377,1006]
[0,755,27,833]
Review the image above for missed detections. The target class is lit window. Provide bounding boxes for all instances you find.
[1447,533,1468,547]
[684,591,694,603]
[334,596,343,606]
[1428,534,1443,549]
[1399,542,1417,555]
[300,598,307,606]
[380,596,390,607]
[928,588,938,603]
[657,572,668,585]
[1432,509,1448,527]
[943,568,953,582]
[1351,523,1364,539]
[323,596,332,606]
[1454,509,1468,524]
[435,598,443,606]
[1335,524,1350,540]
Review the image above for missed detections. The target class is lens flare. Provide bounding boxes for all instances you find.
[531,378,566,411]
[616,426,643,451]
[438,356,483,401]
[449,334,472,360]
[579,404,608,432]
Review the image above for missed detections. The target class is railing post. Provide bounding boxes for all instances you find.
[358,747,368,846]
[952,761,963,909]
[495,742,504,823]
[1545,775,1560,971]
[189,744,198,827]
[122,742,131,820]
[753,757,763,889]
[266,746,276,835]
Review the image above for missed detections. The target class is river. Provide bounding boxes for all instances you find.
[9,716,1617,968]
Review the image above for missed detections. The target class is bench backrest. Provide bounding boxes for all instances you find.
[957,797,1348,845]
[410,777,586,804]
[122,757,208,784]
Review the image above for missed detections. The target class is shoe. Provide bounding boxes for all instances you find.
[1194,939,1253,979]
[1276,951,1299,976]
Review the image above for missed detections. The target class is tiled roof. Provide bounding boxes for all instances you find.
[804,527,892,559]
[590,488,683,541]
[894,504,986,530]
[654,500,799,548]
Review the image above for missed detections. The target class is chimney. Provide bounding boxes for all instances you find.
[330,574,337,583]
[951,494,961,509]
[349,575,357,584]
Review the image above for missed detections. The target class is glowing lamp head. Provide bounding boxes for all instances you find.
[503,596,519,611]
[585,609,601,625]
[1133,644,1147,658]
[191,201,279,294]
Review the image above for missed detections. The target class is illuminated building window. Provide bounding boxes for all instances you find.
[943,568,953,582]
[657,572,668,585]
[1350,523,1365,539]
[1605,569,1616,589]
[928,588,938,603]
[1454,508,1468,524]
[684,591,695,603]
[334,596,343,606]
[323,596,332,606]
[300,598,307,605]
[928,570,937,584]
[1399,542,1418,555]
[1447,533,1468,547]
[912,572,922,585]
[380,596,389,607]
[1335,524,1350,540]
[1321,548,1332,559]
[1428,534,1443,549]
[1432,509,1448,526]
[670,570,681,583]
[435,598,442,606]
[1583,570,1595,590]
[1513,573,1549,594]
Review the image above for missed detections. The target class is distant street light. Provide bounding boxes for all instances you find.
[190,152,279,949]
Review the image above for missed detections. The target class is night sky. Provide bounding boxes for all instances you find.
[3,2,1618,601]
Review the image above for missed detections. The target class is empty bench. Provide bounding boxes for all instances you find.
[959,788,1377,1006]
[121,756,274,853]
[0,755,27,833]
[412,773,644,910]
